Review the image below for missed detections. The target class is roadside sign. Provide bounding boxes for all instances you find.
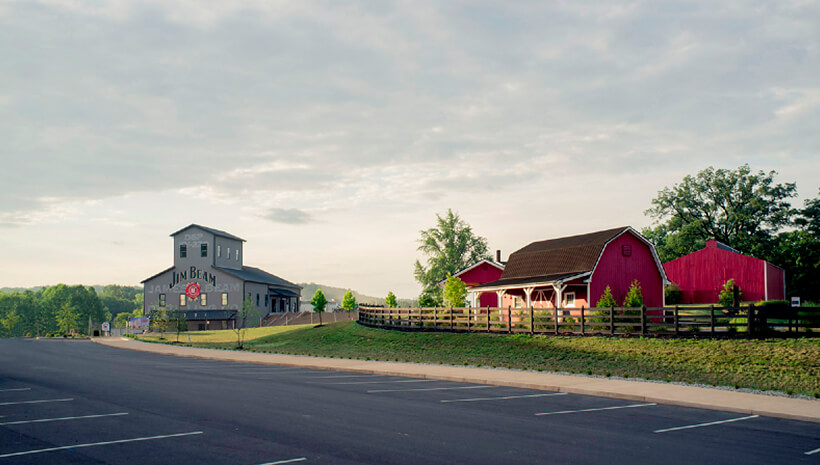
[791,297,801,307]
[101,322,110,332]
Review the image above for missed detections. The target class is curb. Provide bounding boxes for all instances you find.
[91,337,820,424]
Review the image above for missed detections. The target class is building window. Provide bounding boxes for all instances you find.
[180,294,186,306]
[265,295,269,307]
[159,294,166,307]
[201,243,208,257]
[217,245,221,257]
[227,247,231,259]
[221,293,228,305]
[256,293,260,306]
[622,245,632,257]
[236,249,239,261]
[564,292,576,307]
[200,293,207,306]
[180,244,187,258]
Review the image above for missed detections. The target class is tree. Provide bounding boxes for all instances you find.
[596,286,618,308]
[1,309,20,337]
[55,302,79,335]
[622,280,644,307]
[769,189,820,301]
[644,165,797,262]
[443,275,467,307]
[414,209,491,301]
[718,279,742,306]
[149,307,169,338]
[384,291,398,308]
[418,292,440,308]
[341,291,357,311]
[169,311,188,343]
[311,289,327,326]
[233,297,262,349]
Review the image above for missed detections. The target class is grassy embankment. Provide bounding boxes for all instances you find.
[137,321,820,397]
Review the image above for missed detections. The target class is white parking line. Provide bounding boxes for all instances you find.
[0,398,73,406]
[654,415,759,433]
[535,403,656,416]
[310,374,383,379]
[0,388,31,393]
[0,431,204,458]
[441,392,568,403]
[0,412,128,426]
[258,458,308,465]
[369,385,498,393]
[313,379,435,385]
[805,447,820,456]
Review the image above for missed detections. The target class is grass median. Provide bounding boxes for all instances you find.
[138,321,820,397]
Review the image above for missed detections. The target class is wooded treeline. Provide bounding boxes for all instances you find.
[0,284,142,337]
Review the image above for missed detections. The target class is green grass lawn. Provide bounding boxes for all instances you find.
[138,324,314,344]
[140,321,820,397]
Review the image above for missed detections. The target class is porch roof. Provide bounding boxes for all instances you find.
[470,271,590,291]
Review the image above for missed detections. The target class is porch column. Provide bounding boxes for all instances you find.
[523,287,534,308]
[467,291,477,307]
[551,283,567,309]
[495,290,506,318]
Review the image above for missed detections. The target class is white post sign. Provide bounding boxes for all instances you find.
[101,322,110,332]
[790,297,801,307]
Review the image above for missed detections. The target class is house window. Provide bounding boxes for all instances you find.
[235,249,239,261]
[180,244,187,258]
[256,293,260,306]
[265,295,269,307]
[179,294,186,306]
[159,294,166,307]
[622,245,632,257]
[200,293,207,306]
[513,295,523,308]
[217,245,221,257]
[564,292,576,307]
[227,247,231,259]
[201,243,208,257]
[221,293,228,306]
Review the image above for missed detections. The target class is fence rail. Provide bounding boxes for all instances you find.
[358,304,820,338]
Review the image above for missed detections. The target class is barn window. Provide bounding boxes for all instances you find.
[217,245,222,257]
[201,243,208,257]
[564,292,576,307]
[159,294,166,307]
[180,244,187,258]
[179,294,186,306]
[622,245,632,257]
[221,293,228,305]
[200,293,207,306]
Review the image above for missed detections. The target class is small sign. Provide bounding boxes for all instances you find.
[791,297,801,307]
[101,322,110,332]
[186,282,201,299]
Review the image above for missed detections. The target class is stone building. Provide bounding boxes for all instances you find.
[141,224,301,331]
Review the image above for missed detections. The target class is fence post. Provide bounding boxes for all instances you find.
[554,307,559,335]
[530,306,534,335]
[467,307,471,331]
[674,305,679,335]
[419,307,423,328]
[508,306,512,333]
[747,304,754,337]
[710,305,715,335]
[487,306,491,332]
[580,306,585,335]
[641,306,647,336]
[610,307,615,336]
[433,307,438,330]
[450,307,454,330]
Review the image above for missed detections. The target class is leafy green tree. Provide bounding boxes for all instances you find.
[443,275,467,307]
[596,286,618,308]
[233,297,263,349]
[341,291,357,311]
[644,165,797,262]
[169,311,187,343]
[665,284,682,305]
[1,309,20,337]
[418,291,440,308]
[384,291,398,308]
[55,302,79,335]
[718,279,742,306]
[414,209,491,301]
[622,280,644,307]
[311,289,327,326]
[150,307,169,338]
[768,190,820,301]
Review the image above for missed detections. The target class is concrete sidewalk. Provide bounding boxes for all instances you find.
[93,337,820,424]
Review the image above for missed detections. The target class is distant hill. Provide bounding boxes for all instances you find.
[298,283,416,307]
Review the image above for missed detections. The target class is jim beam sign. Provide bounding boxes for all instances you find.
[169,266,217,289]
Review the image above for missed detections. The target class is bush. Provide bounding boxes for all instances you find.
[665,284,682,305]
[754,300,789,307]
[622,280,643,307]
[718,279,742,306]
[596,286,617,308]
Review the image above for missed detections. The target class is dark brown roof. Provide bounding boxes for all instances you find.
[494,227,628,283]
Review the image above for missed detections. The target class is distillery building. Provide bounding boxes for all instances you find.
[142,224,302,331]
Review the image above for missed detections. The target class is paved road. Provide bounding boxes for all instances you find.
[0,339,817,464]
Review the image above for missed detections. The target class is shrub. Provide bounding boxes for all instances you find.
[596,286,617,308]
[622,280,643,307]
[665,283,682,305]
[718,279,742,306]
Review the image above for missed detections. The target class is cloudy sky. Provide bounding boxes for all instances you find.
[2,1,818,297]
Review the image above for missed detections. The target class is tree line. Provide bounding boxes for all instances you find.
[0,284,142,337]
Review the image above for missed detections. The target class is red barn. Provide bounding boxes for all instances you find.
[470,227,668,310]
[663,240,785,304]
[447,259,505,306]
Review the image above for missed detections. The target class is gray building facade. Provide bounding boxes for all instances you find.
[142,224,301,331]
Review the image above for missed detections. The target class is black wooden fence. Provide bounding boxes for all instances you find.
[358,304,820,338]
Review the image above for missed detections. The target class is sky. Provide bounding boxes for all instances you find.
[1,0,818,298]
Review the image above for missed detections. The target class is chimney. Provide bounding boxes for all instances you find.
[496,250,502,262]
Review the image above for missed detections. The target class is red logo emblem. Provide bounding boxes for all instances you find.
[185,282,201,299]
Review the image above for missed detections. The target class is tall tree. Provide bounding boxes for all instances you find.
[233,297,262,349]
[414,209,491,300]
[768,189,820,301]
[55,302,79,335]
[311,289,327,326]
[644,165,797,262]
[341,291,357,311]
[443,275,467,308]
[384,291,398,308]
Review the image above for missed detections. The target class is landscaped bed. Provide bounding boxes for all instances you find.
[137,320,820,398]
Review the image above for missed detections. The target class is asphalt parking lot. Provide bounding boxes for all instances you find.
[0,339,817,464]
